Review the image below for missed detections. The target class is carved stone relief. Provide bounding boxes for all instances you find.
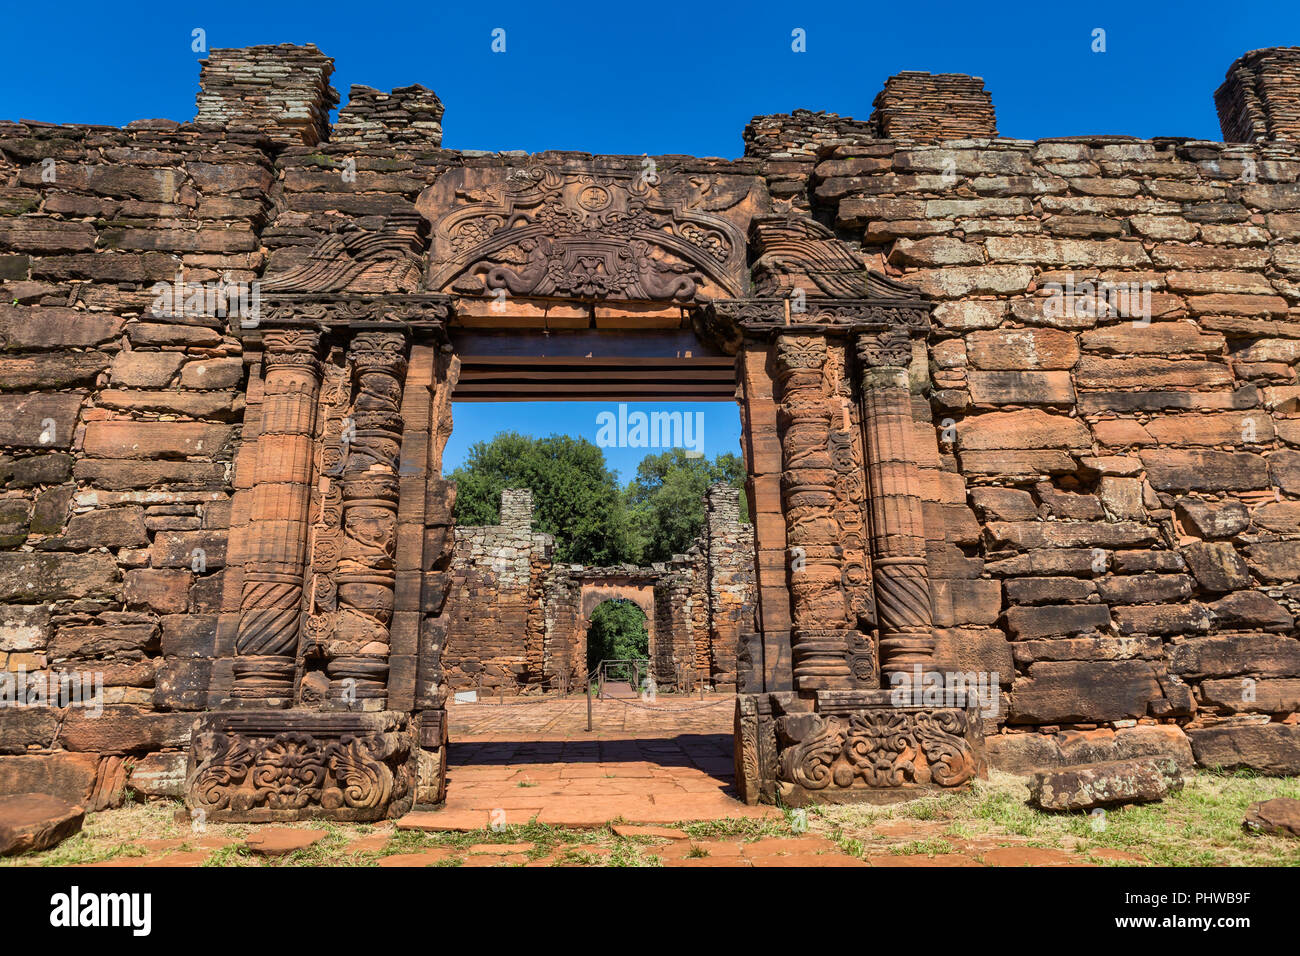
[420,160,762,301]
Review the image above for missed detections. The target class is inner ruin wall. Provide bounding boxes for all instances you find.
[0,43,1299,812]
[443,484,755,694]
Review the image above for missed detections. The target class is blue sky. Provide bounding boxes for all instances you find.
[444,402,742,482]
[1,1,1294,150]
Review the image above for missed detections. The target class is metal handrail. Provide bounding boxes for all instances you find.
[583,657,651,731]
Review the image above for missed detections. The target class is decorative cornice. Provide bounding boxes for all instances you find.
[253,293,454,333]
[701,297,930,338]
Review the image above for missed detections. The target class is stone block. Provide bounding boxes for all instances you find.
[1010,661,1161,723]
[1187,722,1300,774]
[1181,541,1253,592]
[0,752,98,801]
[0,708,61,754]
[1142,450,1269,492]
[83,421,233,460]
[1175,498,1250,539]
[0,552,118,602]
[57,706,195,753]
[0,393,84,449]
[126,751,188,799]
[1029,757,1183,810]
[0,793,85,856]
[0,605,50,652]
[124,568,191,613]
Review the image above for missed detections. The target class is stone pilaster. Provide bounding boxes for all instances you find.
[855,329,936,685]
[232,329,323,703]
[774,333,854,691]
[327,331,409,708]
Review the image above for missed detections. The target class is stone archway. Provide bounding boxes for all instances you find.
[579,581,656,673]
[186,153,984,822]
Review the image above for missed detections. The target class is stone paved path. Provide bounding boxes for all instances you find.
[427,695,778,828]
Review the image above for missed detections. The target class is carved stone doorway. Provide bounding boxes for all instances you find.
[185,155,984,824]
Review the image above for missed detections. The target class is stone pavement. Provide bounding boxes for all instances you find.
[420,695,778,828]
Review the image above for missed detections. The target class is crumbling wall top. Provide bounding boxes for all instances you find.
[1216,46,1300,143]
[195,43,338,146]
[334,84,445,148]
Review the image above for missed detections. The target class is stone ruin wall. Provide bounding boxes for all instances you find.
[742,50,1300,774]
[443,484,756,694]
[441,488,554,692]
[0,43,1299,812]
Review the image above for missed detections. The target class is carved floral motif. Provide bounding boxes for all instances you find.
[775,707,979,794]
[187,726,410,822]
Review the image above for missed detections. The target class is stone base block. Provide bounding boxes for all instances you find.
[413,706,448,807]
[734,690,986,806]
[1187,720,1300,775]
[185,709,415,822]
[0,793,85,856]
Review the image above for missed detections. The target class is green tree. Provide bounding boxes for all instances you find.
[623,449,748,564]
[448,432,635,565]
[586,599,649,671]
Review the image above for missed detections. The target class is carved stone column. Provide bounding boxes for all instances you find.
[855,329,937,685]
[774,333,853,691]
[233,329,323,702]
[328,331,408,708]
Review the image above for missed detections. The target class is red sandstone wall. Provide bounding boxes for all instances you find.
[2,44,1299,790]
[816,135,1300,770]
[0,119,270,804]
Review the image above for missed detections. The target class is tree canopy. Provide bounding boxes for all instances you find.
[448,432,747,566]
[624,448,747,564]
[585,599,649,670]
[447,432,633,565]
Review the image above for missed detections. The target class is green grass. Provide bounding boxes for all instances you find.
[813,769,1300,867]
[5,770,1298,867]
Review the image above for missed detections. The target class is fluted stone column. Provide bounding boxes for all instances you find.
[233,329,323,702]
[855,329,937,685]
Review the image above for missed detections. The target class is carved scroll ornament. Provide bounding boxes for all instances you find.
[775,707,979,793]
[422,163,749,301]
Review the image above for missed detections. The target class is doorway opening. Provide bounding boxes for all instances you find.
[436,323,757,817]
[585,598,650,697]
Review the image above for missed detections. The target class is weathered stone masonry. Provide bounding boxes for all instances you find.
[1,43,1299,818]
[443,484,754,694]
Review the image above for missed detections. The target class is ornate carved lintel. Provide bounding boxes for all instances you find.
[248,294,453,337]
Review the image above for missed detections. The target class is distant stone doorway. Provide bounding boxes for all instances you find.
[585,597,651,697]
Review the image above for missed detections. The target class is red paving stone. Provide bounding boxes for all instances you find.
[244,827,327,856]
[980,846,1090,867]
[420,696,781,827]
[867,853,984,867]
[377,849,457,867]
[613,825,689,840]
